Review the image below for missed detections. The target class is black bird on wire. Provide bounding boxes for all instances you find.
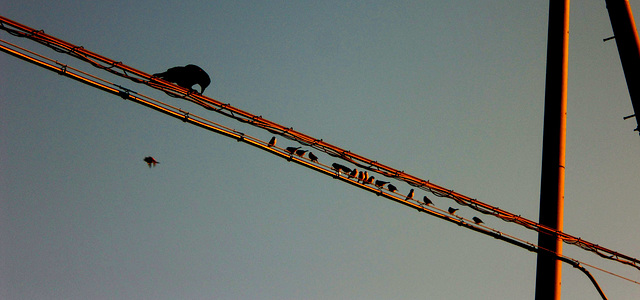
[295,149,308,157]
[374,180,389,188]
[366,176,375,185]
[143,156,159,168]
[423,196,433,206]
[153,64,211,94]
[285,146,301,154]
[348,168,358,178]
[387,184,397,193]
[341,166,353,174]
[332,163,346,173]
[308,152,318,163]
[448,207,459,215]
[268,136,277,147]
[405,188,414,200]
[472,216,484,224]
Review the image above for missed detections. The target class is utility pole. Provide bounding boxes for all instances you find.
[535,0,570,299]
[605,0,640,133]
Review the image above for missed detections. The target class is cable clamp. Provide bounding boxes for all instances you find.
[58,64,68,75]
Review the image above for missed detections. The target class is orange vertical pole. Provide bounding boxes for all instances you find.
[535,0,570,299]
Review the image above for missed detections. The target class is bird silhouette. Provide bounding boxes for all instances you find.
[357,171,365,182]
[363,171,369,183]
[332,163,347,173]
[348,168,358,178]
[448,207,459,215]
[423,196,433,206]
[308,152,318,163]
[405,189,414,200]
[472,216,484,224]
[268,136,277,147]
[366,176,375,185]
[387,184,397,193]
[374,180,389,188]
[153,64,211,94]
[295,149,308,157]
[143,156,159,168]
[285,146,301,154]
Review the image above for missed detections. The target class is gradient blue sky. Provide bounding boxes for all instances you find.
[2,1,640,299]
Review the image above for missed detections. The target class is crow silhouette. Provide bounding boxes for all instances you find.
[153,64,211,94]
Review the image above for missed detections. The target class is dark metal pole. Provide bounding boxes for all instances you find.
[605,0,640,133]
[535,1,570,299]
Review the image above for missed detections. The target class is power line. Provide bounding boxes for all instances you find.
[1,14,639,274]
[4,35,640,300]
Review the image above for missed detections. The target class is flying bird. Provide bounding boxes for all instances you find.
[405,189,414,200]
[268,136,277,147]
[448,207,459,215]
[387,184,397,193]
[374,180,389,188]
[295,149,308,157]
[308,152,319,163]
[285,146,301,154]
[143,156,159,167]
[423,196,433,206]
[472,216,484,224]
[153,64,211,94]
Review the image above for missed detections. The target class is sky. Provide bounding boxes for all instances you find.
[1,1,639,299]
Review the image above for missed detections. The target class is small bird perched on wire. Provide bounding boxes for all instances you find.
[387,184,398,193]
[405,189,414,200]
[365,176,375,185]
[374,180,389,188]
[308,152,318,163]
[472,216,484,224]
[423,195,433,206]
[285,146,301,154]
[295,149,308,157]
[332,163,346,173]
[153,64,211,94]
[448,207,459,215]
[143,156,159,168]
[268,136,277,147]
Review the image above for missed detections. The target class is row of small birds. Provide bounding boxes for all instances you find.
[147,66,488,224]
[268,136,485,225]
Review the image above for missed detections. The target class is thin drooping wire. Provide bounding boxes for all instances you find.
[3,39,638,299]
[1,15,639,273]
